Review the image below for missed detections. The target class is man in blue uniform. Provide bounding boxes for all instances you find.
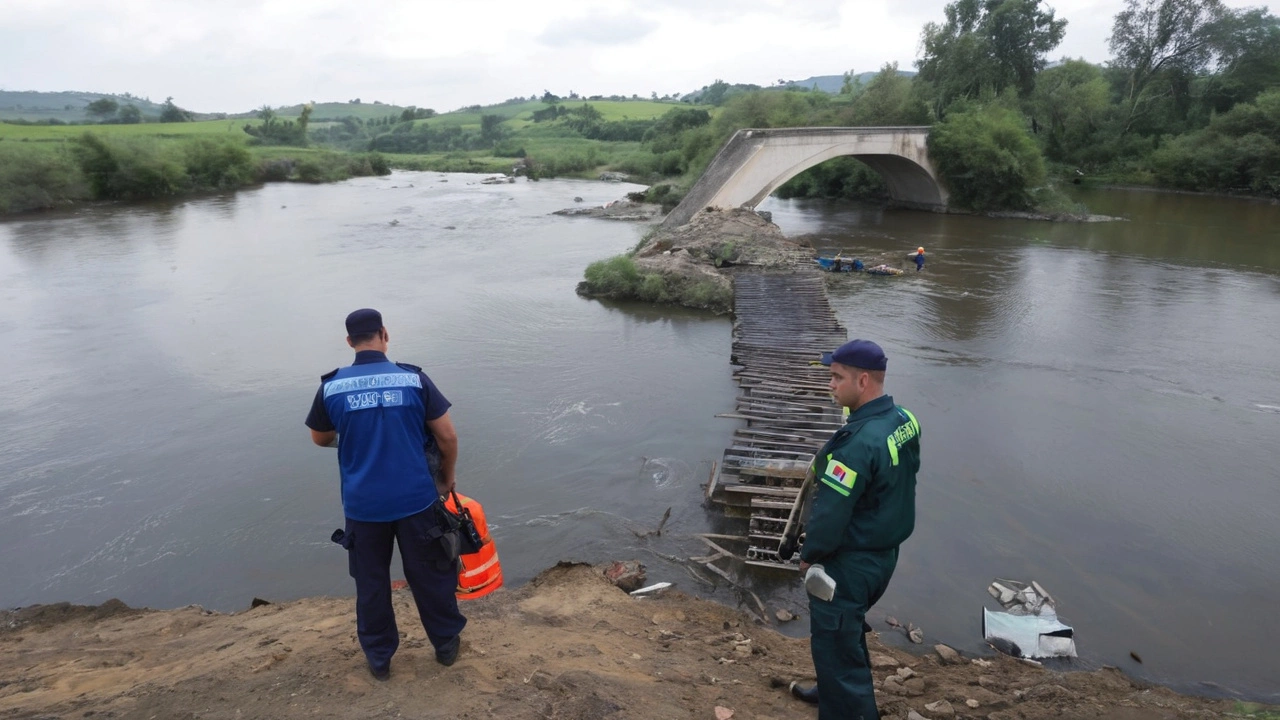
[795,339,920,719]
[305,308,466,681]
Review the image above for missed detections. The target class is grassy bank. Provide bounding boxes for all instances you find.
[579,254,733,313]
[0,123,389,214]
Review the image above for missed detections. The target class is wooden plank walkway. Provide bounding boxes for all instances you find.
[704,272,848,571]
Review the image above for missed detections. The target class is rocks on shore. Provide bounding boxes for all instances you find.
[553,199,663,221]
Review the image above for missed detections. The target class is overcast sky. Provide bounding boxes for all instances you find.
[2,0,1272,113]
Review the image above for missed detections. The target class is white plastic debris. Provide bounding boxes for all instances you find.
[629,582,673,596]
[982,579,1076,659]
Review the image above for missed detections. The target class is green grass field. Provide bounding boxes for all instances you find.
[0,119,251,143]
[400,99,709,131]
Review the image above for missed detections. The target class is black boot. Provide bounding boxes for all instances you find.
[789,681,819,704]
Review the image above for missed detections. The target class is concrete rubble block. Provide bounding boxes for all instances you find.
[934,644,961,664]
[602,561,646,592]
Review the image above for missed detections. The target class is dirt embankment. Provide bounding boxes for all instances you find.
[576,208,815,314]
[1,562,1265,720]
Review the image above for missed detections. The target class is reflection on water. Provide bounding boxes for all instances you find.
[2,178,1278,700]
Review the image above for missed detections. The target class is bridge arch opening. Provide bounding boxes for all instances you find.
[752,150,947,210]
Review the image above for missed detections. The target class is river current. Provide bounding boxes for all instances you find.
[1,174,1276,700]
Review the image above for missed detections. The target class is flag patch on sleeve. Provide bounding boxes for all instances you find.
[824,458,857,490]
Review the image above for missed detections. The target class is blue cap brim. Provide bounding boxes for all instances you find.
[819,352,834,366]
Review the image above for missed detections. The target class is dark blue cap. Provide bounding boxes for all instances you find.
[345,308,383,336]
[820,339,887,371]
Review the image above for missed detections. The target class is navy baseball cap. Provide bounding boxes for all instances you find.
[345,308,383,336]
[820,339,887,371]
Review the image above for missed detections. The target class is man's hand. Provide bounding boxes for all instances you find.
[799,561,811,573]
[435,475,456,497]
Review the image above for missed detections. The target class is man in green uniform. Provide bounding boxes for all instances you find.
[797,339,920,720]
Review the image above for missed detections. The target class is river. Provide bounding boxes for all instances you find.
[1,175,1277,701]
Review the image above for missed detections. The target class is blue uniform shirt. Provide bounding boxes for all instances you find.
[305,350,451,522]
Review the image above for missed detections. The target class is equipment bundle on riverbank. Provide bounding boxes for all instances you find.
[702,271,847,571]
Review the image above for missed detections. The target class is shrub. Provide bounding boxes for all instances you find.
[183,138,256,190]
[0,143,90,213]
[72,132,186,200]
[927,105,1046,211]
[582,255,643,295]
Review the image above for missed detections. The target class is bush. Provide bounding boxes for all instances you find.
[582,255,643,294]
[927,105,1046,211]
[579,254,733,313]
[1148,89,1280,198]
[0,143,90,213]
[72,132,187,200]
[183,138,256,190]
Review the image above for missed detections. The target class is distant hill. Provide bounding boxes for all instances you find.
[0,90,187,122]
[782,70,917,93]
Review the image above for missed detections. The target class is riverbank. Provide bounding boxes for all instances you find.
[1,562,1268,720]
[0,128,391,215]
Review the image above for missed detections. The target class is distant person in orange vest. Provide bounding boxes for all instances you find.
[914,247,925,272]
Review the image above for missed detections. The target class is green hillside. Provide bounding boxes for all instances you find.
[0,90,189,122]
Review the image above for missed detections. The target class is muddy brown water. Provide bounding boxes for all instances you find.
[1,175,1276,701]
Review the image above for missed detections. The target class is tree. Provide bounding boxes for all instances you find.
[1108,0,1226,133]
[1201,8,1280,112]
[117,104,143,124]
[480,114,504,144]
[86,98,119,121]
[1029,60,1111,162]
[834,71,855,95]
[159,96,193,123]
[927,103,1047,210]
[917,0,1067,114]
[842,63,929,125]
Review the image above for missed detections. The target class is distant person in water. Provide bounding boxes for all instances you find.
[914,247,925,272]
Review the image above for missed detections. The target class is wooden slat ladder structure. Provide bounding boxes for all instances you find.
[703,272,848,572]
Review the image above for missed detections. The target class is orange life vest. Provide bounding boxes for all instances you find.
[443,493,503,600]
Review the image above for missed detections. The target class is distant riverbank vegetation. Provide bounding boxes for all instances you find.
[2,0,1275,216]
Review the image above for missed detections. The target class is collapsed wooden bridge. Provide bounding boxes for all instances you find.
[699,272,848,573]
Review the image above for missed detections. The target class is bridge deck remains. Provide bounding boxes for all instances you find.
[703,272,847,571]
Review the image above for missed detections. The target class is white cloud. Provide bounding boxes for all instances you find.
[536,11,658,46]
[0,0,1272,112]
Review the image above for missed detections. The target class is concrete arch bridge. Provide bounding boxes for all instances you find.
[660,126,947,229]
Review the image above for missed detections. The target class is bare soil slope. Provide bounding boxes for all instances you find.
[0,562,1261,719]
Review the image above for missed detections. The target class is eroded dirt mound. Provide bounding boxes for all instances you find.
[0,562,1261,719]
[636,208,813,270]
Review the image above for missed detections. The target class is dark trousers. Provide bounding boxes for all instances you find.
[809,548,899,720]
[343,506,467,671]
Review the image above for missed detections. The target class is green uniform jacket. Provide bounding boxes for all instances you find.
[800,395,920,567]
